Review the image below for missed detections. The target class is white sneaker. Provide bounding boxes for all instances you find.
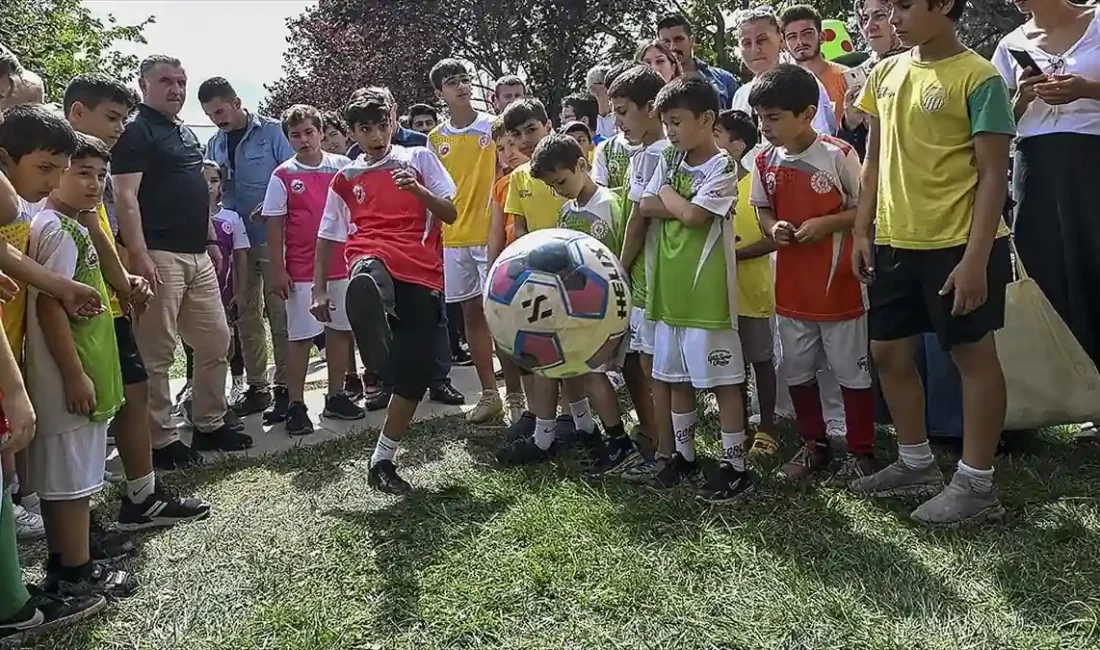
[319,347,327,362]
[14,504,45,542]
[826,419,847,440]
[104,447,125,484]
[504,392,526,425]
[229,375,245,404]
[607,371,626,392]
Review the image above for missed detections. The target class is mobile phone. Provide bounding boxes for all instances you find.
[843,66,868,92]
[1008,48,1041,74]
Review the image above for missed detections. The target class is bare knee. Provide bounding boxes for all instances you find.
[871,338,918,377]
[949,334,1002,377]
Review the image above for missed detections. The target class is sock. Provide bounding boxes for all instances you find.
[126,472,156,503]
[371,434,400,465]
[788,383,827,444]
[839,387,875,456]
[606,423,626,440]
[534,418,556,451]
[570,399,595,434]
[897,441,934,470]
[671,410,697,462]
[957,461,994,493]
[721,430,748,472]
[20,493,39,516]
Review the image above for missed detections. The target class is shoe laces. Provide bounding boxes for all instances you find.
[792,443,824,467]
[840,454,868,479]
[476,391,498,407]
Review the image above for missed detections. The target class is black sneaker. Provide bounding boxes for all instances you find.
[224,408,246,433]
[569,426,606,461]
[364,388,391,412]
[343,373,365,400]
[451,347,473,366]
[347,270,392,376]
[90,521,136,563]
[323,393,365,420]
[496,436,556,466]
[505,411,537,442]
[429,380,465,406]
[192,423,253,452]
[591,436,642,475]
[285,401,315,436]
[555,414,576,441]
[648,452,701,490]
[50,561,138,601]
[232,385,272,417]
[116,482,211,532]
[367,460,412,495]
[152,440,204,471]
[263,385,290,424]
[697,463,755,505]
[0,587,106,648]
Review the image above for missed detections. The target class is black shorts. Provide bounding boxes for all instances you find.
[114,316,148,385]
[868,238,1011,350]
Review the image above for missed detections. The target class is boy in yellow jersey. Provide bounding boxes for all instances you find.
[851,0,1014,527]
[503,99,565,236]
[427,59,502,424]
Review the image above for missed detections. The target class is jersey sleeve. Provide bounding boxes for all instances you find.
[749,153,771,208]
[504,169,525,216]
[229,211,251,250]
[261,173,289,216]
[968,75,1016,137]
[317,187,351,243]
[30,214,78,281]
[856,64,883,118]
[412,148,457,200]
[692,159,737,217]
[591,140,611,186]
[641,152,671,199]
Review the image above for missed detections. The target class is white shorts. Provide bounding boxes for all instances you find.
[286,279,350,342]
[26,422,108,501]
[629,307,656,355]
[777,314,871,389]
[444,245,488,304]
[652,322,746,388]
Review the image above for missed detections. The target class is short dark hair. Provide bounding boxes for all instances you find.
[71,132,111,165]
[747,64,818,116]
[494,75,526,94]
[429,58,469,91]
[943,0,967,22]
[0,45,23,78]
[608,64,666,109]
[717,109,759,151]
[281,104,323,135]
[603,60,635,88]
[63,74,138,117]
[653,75,719,118]
[562,121,592,139]
[197,77,236,104]
[0,104,79,162]
[530,133,585,179]
[561,93,598,129]
[779,5,823,32]
[502,98,549,133]
[322,111,347,136]
[138,55,181,80]
[407,103,438,123]
[657,13,692,35]
[635,40,684,79]
[344,87,394,129]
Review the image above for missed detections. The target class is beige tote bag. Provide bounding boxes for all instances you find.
[997,243,1100,430]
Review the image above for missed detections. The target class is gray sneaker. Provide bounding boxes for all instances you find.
[849,459,944,499]
[910,472,1005,529]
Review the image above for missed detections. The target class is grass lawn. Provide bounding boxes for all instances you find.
[18,410,1100,650]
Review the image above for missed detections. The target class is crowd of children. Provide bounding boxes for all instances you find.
[1,0,1021,641]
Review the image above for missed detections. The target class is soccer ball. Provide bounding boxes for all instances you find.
[484,229,632,379]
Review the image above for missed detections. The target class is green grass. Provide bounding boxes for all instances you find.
[18,413,1100,650]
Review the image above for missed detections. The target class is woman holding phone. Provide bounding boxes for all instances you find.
[993,0,1100,442]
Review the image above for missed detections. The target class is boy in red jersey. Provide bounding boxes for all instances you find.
[312,88,457,494]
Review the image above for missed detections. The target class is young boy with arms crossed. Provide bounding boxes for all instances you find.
[313,88,457,494]
[639,76,753,503]
[264,104,364,436]
[851,0,1014,526]
[714,108,780,462]
[426,59,503,424]
[748,66,875,485]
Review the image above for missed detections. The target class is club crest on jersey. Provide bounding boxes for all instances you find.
[591,219,610,240]
[353,184,366,204]
[765,171,777,195]
[85,245,99,269]
[438,142,452,157]
[221,221,233,235]
[290,179,306,194]
[478,135,491,149]
[810,171,835,194]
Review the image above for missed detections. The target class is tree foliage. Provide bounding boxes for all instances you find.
[0,0,152,103]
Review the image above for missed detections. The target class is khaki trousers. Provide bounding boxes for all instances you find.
[238,243,289,387]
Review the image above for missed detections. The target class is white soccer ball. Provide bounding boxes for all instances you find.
[483,229,632,379]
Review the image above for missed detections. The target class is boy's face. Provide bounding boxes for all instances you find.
[287,120,323,157]
[538,161,589,201]
[202,166,221,202]
[321,127,349,154]
[660,108,715,152]
[511,118,552,157]
[714,126,747,161]
[351,118,393,160]
[0,149,70,202]
[783,20,824,63]
[410,114,437,133]
[739,20,783,76]
[437,73,473,109]
[68,100,130,148]
[756,106,815,147]
[56,155,107,211]
[888,0,952,47]
[495,133,527,170]
[565,130,592,159]
[611,97,653,145]
[494,84,526,112]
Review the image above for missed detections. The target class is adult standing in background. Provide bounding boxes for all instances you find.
[842,0,906,157]
[781,5,849,128]
[0,44,44,109]
[199,77,295,423]
[491,75,527,114]
[993,0,1100,439]
[656,13,740,109]
[113,55,252,459]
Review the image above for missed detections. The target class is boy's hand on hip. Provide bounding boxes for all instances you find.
[941,257,988,316]
[0,388,36,453]
[64,371,97,417]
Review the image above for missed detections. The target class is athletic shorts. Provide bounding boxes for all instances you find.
[777,315,871,389]
[652,322,745,388]
[26,422,108,501]
[868,238,1011,350]
[629,306,656,355]
[443,245,488,304]
[114,316,148,385]
[738,315,774,365]
[286,279,350,342]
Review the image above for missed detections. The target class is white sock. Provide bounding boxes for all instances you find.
[898,442,935,470]
[534,418,556,451]
[371,434,400,465]
[126,472,156,503]
[570,399,595,434]
[21,492,40,515]
[671,410,697,462]
[957,461,994,493]
[721,430,748,472]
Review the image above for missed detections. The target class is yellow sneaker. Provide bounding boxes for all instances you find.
[466,390,503,424]
[748,431,780,461]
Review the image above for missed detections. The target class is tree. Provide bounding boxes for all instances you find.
[0,0,152,103]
